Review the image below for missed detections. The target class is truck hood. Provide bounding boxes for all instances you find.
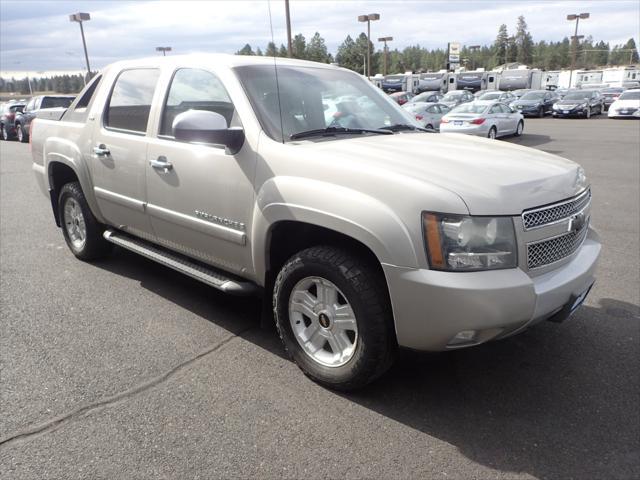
[300,132,586,215]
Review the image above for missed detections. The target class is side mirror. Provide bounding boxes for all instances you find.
[173,110,244,155]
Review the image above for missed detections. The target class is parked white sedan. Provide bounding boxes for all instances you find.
[440,100,524,139]
[608,89,640,119]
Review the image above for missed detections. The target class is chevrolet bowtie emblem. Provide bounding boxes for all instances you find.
[568,212,586,233]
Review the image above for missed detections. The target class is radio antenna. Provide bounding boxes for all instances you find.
[267,0,285,143]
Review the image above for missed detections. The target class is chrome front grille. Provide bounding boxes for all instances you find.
[522,189,591,230]
[527,224,589,269]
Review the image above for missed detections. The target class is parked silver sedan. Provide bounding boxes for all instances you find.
[440,100,524,139]
[402,102,450,130]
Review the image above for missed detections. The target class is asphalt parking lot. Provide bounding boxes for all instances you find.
[1,116,639,479]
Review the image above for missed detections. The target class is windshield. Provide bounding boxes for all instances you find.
[450,103,487,114]
[620,91,640,100]
[478,92,501,100]
[443,92,462,100]
[520,92,545,100]
[411,92,436,103]
[234,65,416,142]
[563,92,591,100]
[41,97,74,109]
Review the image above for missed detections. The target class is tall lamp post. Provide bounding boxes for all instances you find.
[378,36,393,76]
[69,12,92,74]
[567,12,589,88]
[358,13,379,78]
[156,47,172,56]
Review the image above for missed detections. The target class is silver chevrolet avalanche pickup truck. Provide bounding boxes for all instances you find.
[31,55,600,390]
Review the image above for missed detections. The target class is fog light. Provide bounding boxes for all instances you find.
[449,330,477,346]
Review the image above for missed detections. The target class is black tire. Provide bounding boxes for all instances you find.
[16,123,28,143]
[538,106,544,118]
[515,121,524,137]
[586,107,591,119]
[426,124,434,130]
[58,182,112,261]
[487,126,497,139]
[273,246,396,391]
[1,124,12,141]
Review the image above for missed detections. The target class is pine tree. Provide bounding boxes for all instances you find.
[494,24,509,66]
[236,44,255,56]
[515,16,534,65]
[292,34,306,59]
[306,32,329,63]
[265,41,278,57]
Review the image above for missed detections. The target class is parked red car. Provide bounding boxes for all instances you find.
[389,91,414,105]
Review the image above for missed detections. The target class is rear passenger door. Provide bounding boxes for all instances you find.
[91,68,161,239]
[145,67,256,277]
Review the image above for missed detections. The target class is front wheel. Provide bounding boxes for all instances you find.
[515,121,524,137]
[273,246,396,390]
[58,182,112,261]
[538,107,544,118]
[16,124,28,143]
[487,126,497,139]
[586,107,591,119]
[1,124,11,141]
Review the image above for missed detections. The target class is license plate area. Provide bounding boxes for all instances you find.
[454,120,463,126]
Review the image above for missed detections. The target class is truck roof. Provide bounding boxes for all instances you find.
[102,53,343,73]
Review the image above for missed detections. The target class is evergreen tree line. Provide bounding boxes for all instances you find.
[0,73,93,95]
[236,16,639,75]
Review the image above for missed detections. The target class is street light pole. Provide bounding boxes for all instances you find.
[156,47,172,56]
[69,12,92,74]
[567,12,589,88]
[285,0,293,58]
[358,13,379,78]
[378,36,393,75]
[469,45,480,70]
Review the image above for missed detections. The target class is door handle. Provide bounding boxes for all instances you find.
[93,144,110,156]
[149,156,173,173]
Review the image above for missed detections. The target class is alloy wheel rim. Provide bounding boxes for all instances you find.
[17,127,22,141]
[288,276,358,368]
[63,197,87,250]
[489,129,496,139]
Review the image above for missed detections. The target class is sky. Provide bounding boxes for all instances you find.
[1,0,639,75]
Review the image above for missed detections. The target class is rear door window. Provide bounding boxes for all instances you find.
[105,69,160,133]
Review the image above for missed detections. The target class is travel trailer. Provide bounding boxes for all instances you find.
[455,70,498,93]
[497,68,543,91]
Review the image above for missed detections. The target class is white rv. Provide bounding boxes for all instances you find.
[574,70,604,88]
[602,66,640,87]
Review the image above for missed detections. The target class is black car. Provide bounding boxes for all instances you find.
[600,88,625,111]
[0,102,26,140]
[510,90,559,117]
[552,90,604,118]
[15,95,75,142]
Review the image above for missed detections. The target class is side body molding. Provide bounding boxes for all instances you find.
[251,176,419,285]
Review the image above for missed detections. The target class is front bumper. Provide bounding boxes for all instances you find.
[553,106,590,117]
[514,105,542,116]
[608,108,640,118]
[383,227,601,351]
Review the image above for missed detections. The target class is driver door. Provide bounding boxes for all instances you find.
[145,67,256,276]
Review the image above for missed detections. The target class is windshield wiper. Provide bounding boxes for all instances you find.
[289,126,393,140]
[380,123,430,132]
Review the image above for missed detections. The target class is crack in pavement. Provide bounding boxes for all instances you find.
[0,328,253,450]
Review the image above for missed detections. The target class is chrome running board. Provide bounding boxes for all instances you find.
[103,229,257,296]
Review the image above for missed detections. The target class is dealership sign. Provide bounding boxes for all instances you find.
[448,42,460,69]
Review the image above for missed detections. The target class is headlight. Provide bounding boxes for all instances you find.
[579,103,587,108]
[553,104,560,109]
[422,212,517,271]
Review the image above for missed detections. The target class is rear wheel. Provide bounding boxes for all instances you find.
[426,124,434,130]
[487,126,497,139]
[58,182,112,261]
[273,246,396,391]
